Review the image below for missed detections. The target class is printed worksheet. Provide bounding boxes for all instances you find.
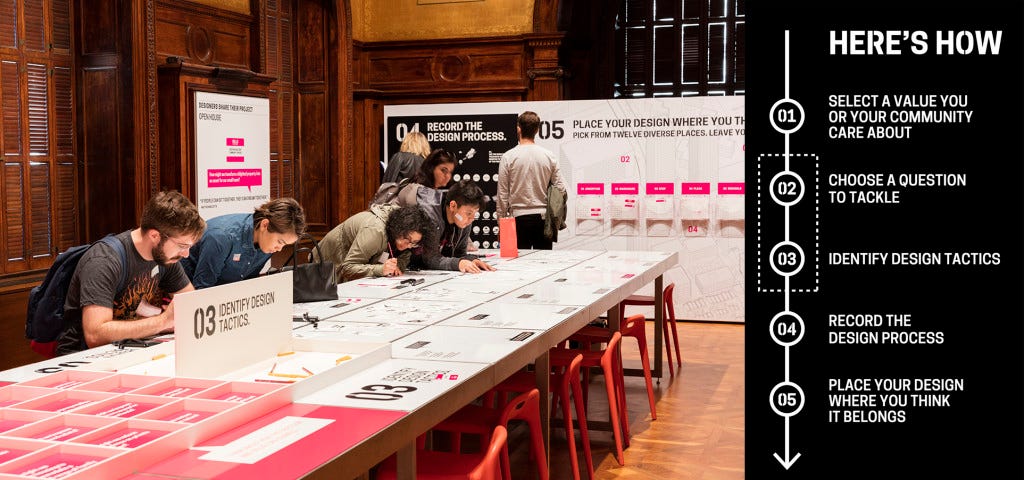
[393,283,508,303]
[292,321,425,343]
[390,325,542,363]
[334,272,458,299]
[496,283,608,306]
[440,303,583,330]
[328,299,476,326]
[292,297,379,322]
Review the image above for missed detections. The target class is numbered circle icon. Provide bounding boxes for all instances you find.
[769,171,805,207]
[769,99,805,134]
[769,241,804,277]
[769,311,805,347]
[770,382,805,417]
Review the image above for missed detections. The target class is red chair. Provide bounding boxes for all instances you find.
[491,354,595,480]
[550,332,626,465]
[431,389,549,480]
[570,314,657,422]
[553,353,595,480]
[619,282,681,376]
[376,425,507,480]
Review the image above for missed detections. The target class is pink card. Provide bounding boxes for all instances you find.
[157,409,217,424]
[13,453,104,478]
[36,399,94,413]
[151,386,205,398]
[0,419,31,433]
[0,447,32,464]
[92,401,163,418]
[33,425,95,442]
[88,428,167,448]
[211,392,261,403]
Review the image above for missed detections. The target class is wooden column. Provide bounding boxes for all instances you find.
[525,33,566,101]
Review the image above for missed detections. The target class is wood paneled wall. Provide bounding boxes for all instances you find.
[1,0,566,369]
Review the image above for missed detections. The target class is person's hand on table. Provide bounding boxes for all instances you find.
[382,258,401,277]
[458,258,496,273]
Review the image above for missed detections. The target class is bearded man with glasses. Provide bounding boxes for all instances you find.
[55,190,206,355]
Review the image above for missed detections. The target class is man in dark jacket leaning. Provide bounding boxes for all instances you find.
[411,179,496,274]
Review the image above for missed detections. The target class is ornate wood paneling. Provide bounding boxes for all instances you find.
[296,2,326,84]
[357,38,527,96]
[297,90,328,228]
[80,67,125,237]
[154,1,253,69]
[294,0,340,232]
[81,0,118,55]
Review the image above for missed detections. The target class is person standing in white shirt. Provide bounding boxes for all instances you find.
[496,111,567,249]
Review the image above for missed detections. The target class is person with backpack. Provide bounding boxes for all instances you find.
[54,190,207,355]
[314,205,436,282]
[181,198,306,289]
[398,179,495,274]
[381,131,430,184]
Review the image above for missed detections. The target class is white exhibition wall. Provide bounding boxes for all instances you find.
[385,97,745,322]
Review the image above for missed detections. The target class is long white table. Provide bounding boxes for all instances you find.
[0,249,676,480]
[295,249,677,479]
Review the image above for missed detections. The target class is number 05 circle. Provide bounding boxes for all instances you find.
[770,382,805,417]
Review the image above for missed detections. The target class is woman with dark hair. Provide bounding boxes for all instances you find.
[412,148,457,189]
[181,198,306,289]
[315,205,436,282]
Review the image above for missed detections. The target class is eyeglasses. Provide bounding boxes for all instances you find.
[400,234,421,248]
[161,232,194,252]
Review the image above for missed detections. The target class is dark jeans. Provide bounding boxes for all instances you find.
[514,214,552,250]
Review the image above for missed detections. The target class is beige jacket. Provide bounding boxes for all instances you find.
[314,204,411,282]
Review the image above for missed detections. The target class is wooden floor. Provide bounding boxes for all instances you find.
[507,321,745,480]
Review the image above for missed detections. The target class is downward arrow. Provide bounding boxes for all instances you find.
[773,416,801,469]
[774,451,801,470]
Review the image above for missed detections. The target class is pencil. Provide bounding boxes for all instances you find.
[268,372,311,379]
[255,378,295,384]
[335,355,352,364]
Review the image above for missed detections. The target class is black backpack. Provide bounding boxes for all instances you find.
[25,235,128,343]
[369,178,411,208]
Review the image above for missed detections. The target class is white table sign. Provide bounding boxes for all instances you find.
[294,358,487,411]
[174,273,292,377]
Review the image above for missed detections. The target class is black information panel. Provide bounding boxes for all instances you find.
[746,3,1023,478]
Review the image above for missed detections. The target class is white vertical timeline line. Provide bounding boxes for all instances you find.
[785,30,791,99]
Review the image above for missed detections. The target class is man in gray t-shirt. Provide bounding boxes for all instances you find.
[56,191,206,355]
